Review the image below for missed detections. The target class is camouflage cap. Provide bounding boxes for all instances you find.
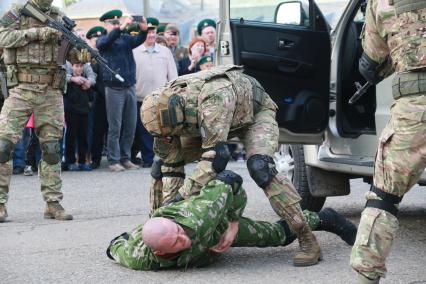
[197,18,216,35]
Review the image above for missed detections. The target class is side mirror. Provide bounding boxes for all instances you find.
[275,1,304,26]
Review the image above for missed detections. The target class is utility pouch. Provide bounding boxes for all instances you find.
[6,65,18,87]
[52,68,66,90]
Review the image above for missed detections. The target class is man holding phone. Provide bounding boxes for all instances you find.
[97,10,147,172]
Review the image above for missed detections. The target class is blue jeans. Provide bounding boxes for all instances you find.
[105,86,137,165]
[13,128,30,169]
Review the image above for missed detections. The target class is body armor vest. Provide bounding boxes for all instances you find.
[3,6,61,69]
[158,65,258,136]
[387,4,426,72]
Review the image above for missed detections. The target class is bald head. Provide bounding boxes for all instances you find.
[142,217,192,255]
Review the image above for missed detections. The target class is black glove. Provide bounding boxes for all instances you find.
[359,52,386,85]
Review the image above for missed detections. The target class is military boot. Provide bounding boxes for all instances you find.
[358,273,380,284]
[44,201,73,221]
[317,207,357,245]
[0,203,8,222]
[293,224,322,266]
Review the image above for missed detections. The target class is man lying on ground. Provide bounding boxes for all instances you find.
[107,170,356,270]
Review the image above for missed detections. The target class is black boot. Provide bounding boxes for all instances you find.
[277,219,297,246]
[317,208,357,245]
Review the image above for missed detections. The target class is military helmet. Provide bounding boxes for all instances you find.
[31,0,54,11]
[141,87,186,137]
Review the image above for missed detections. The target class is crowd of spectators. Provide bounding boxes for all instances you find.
[10,11,245,175]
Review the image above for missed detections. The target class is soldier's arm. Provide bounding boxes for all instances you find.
[153,137,186,204]
[178,88,235,198]
[107,225,160,270]
[0,9,39,48]
[362,0,390,63]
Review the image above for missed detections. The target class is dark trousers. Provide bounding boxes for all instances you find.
[25,129,41,169]
[105,86,137,165]
[65,112,89,165]
[91,96,108,163]
[134,101,154,163]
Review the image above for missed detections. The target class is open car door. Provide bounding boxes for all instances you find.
[218,0,331,144]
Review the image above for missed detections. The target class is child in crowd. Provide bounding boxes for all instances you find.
[64,54,94,171]
[198,55,214,71]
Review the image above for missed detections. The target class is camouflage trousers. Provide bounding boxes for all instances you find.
[233,210,320,247]
[350,95,426,279]
[0,85,64,204]
[150,106,303,220]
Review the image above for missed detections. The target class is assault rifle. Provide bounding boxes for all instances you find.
[21,1,124,82]
[348,81,372,105]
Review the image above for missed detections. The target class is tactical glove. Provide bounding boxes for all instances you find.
[37,27,62,42]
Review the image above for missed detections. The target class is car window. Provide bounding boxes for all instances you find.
[315,0,351,29]
[229,0,351,30]
[230,0,310,26]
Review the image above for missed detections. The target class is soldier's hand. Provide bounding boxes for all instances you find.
[37,27,62,42]
[209,221,239,253]
[120,17,134,31]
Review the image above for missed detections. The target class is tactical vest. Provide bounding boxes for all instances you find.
[2,6,62,88]
[386,1,426,72]
[157,65,260,136]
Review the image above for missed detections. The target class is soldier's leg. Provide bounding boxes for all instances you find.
[351,96,426,282]
[244,108,321,266]
[0,87,34,221]
[34,87,72,221]
[149,137,203,212]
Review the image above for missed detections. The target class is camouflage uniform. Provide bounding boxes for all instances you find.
[0,0,72,221]
[142,65,321,266]
[350,0,426,281]
[108,179,321,270]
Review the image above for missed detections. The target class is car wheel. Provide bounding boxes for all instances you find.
[274,144,326,212]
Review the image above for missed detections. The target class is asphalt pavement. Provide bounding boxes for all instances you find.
[0,162,425,284]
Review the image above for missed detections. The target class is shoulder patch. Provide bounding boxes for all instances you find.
[0,10,19,26]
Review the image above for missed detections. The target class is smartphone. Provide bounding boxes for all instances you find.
[132,15,144,23]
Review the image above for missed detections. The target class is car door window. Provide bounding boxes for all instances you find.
[230,0,310,26]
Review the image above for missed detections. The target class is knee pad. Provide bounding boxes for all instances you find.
[365,185,403,217]
[247,154,278,188]
[0,138,14,163]
[216,170,243,194]
[150,157,164,180]
[41,141,60,165]
[203,142,230,173]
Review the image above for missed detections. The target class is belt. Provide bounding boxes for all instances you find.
[392,71,426,100]
[18,73,54,84]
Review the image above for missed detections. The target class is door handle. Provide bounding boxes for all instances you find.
[278,39,295,49]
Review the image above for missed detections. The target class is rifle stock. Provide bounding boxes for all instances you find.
[21,2,125,82]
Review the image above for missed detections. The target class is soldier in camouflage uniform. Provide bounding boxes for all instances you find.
[107,170,357,270]
[350,0,426,283]
[0,0,73,222]
[141,65,321,266]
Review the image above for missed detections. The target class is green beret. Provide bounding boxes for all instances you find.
[197,18,216,35]
[126,23,141,35]
[86,26,106,39]
[157,25,166,35]
[198,55,212,66]
[146,17,159,30]
[99,10,122,22]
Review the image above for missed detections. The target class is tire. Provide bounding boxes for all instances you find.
[290,145,326,212]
